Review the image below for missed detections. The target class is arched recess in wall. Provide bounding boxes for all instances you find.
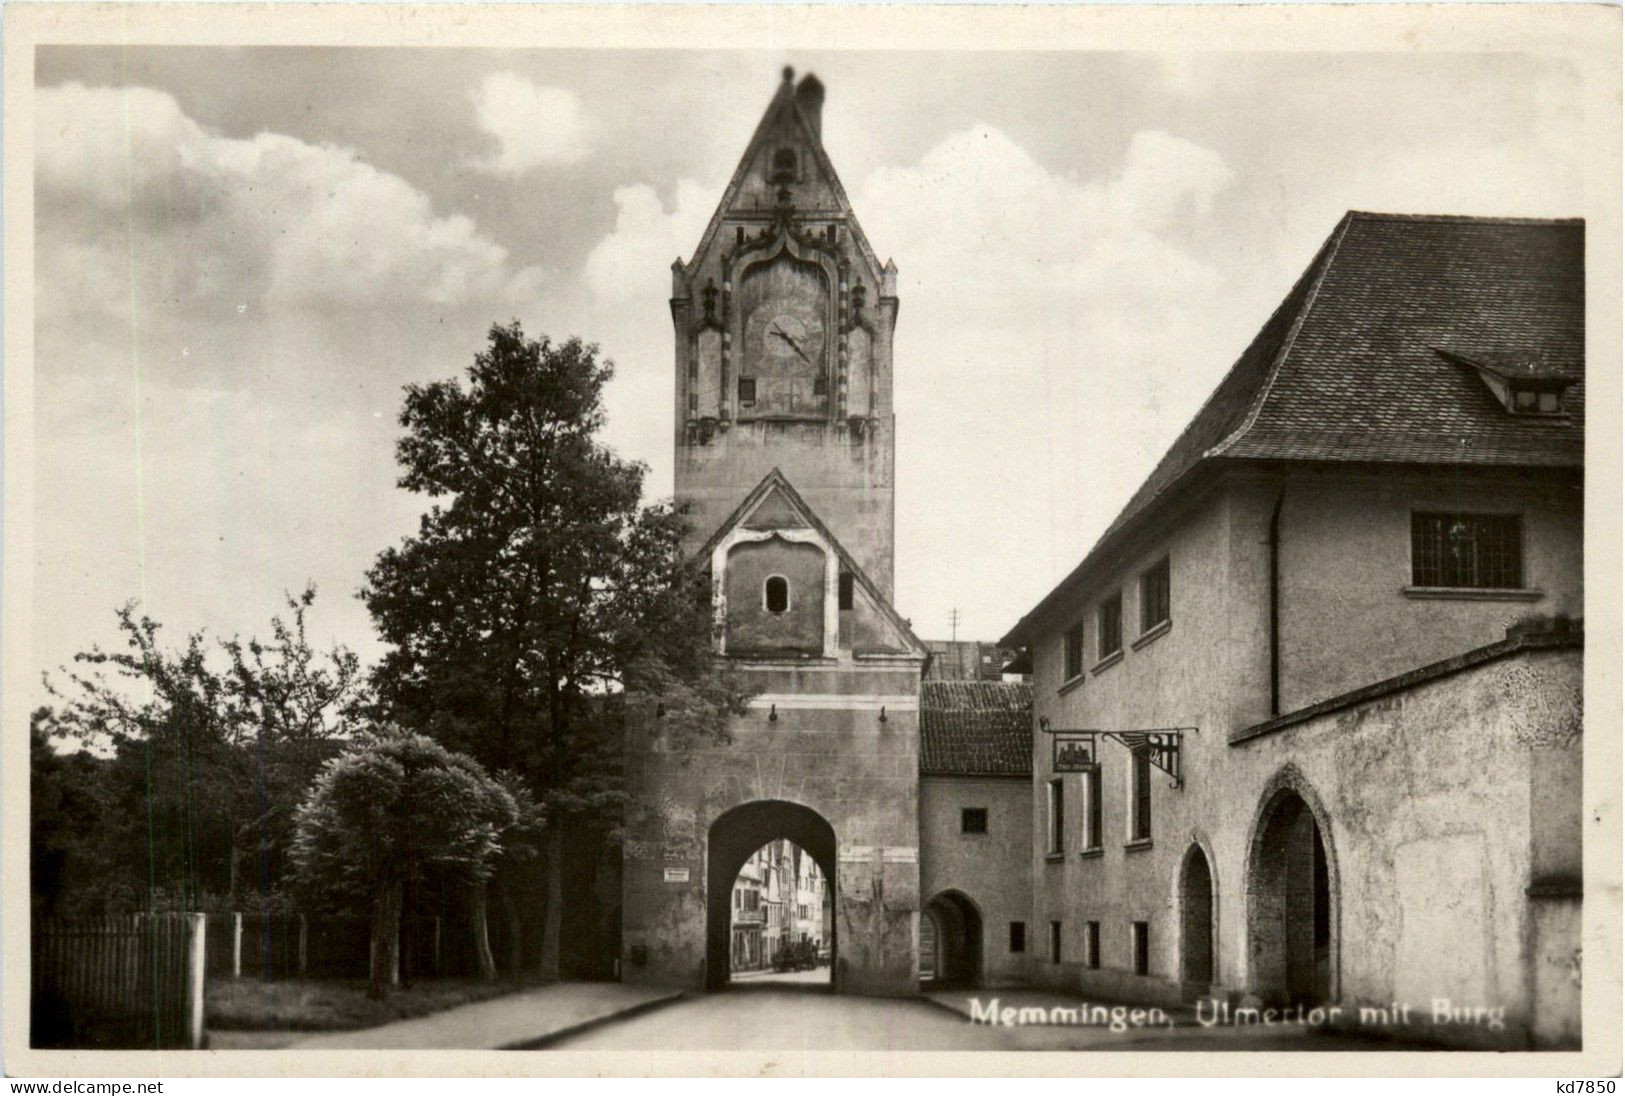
[922,889,983,988]
[1179,843,1216,989]
[1243,769,1340,1006]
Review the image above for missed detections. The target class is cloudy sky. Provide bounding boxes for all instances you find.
[31,45,1586,676]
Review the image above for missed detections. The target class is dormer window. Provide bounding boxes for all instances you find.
[764,575,790,613]
[1436,348,1576,417]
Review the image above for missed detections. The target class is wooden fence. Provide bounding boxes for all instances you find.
[31,914,205,1050]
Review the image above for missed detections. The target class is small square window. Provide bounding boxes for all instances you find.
[1009,921,1026,954]
[1086,921,1101,969]
[961,807,988,834]
[1098,592,1123,660]
[1539,391,1561,412]
[739,377,757,404]
[1515,388,1538,410]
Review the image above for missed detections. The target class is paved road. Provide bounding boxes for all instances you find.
[551,984,1015,1051]
[550,985,1430,1052]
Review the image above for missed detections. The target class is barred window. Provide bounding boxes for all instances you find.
[1411,513,1523,589]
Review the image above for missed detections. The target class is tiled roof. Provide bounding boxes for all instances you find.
[919,681,1033,777]
[1003,212,1584,646]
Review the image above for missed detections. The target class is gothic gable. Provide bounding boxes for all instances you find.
[700,469,925,662]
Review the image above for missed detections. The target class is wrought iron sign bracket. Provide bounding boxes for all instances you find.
[1040,718,1195,789]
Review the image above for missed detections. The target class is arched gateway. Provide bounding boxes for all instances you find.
[706,802,837,989]
[620,71,929,997]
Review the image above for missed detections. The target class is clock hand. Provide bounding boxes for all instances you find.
[771,329,812,364]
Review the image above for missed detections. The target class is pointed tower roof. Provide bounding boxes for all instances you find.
[681,67,886,280]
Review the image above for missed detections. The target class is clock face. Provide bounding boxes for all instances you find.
[738,258,830,417]
[749,308,824,376]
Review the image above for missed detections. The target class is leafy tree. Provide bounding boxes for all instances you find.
[30,708,124,917]
[43,587,363,911]
[288,730,514,998]
[362,322,748,978]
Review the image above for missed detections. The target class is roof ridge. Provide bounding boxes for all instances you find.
[1346,210,1584,227]
[1209,212,1356,457]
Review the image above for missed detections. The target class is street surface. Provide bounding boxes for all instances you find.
[548,984,1424,1052]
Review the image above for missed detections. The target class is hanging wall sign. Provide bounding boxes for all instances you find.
[1052,732,1100,772]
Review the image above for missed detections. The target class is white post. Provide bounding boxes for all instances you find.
[187,913,207,1049]
[232,912,243,978]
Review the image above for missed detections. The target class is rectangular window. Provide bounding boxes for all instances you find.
[1130,748,1152,842]
[1140,557,1171,632]
[961,807,988,834]
[1050,921,1063,964]
[838,570,854,610]
[1098,592,1123,660]
[1063,622,1084,680]
[738,377,757,405]
[1083,767,1103,850]
[813,372,828,397]
[1411,512,1523,589]
[1009,921,1026,954]
[1086,921,1101,969]
[1047,778,1065,855]
[1132,921,1149,976]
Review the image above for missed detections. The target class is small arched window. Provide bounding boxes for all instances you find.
[764,575,790,613]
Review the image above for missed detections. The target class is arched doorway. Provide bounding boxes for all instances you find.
[706,800,837,991]
[1246,786,1335,1005]
[1179,845,1215,990]
[922,890,982,988]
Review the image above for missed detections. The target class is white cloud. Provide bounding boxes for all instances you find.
[37,81,545,322]
[582,178,719,304]
[468,72,590,176]
[855,126,1237,636]
[32,82,556,677]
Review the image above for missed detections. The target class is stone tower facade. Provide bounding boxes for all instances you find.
[622,69,927,997]
[671,67,898,595]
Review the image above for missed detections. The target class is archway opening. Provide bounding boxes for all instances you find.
[1179,845,1215,990]
[921,890,982,988]
[706,801,836,991]
[1247,789,1334,1005]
